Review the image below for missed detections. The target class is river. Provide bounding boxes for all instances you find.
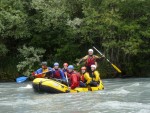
[0,78,150,113]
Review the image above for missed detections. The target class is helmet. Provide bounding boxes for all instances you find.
[91,65,96,69]
[54,62,59,66]
[81,66,86,70]
[68,65,74,69]
[41,61,47,65]
[88,49,93,53]
[63,63,68,66]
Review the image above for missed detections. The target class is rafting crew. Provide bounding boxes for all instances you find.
[32,62,52,78]
[32,47,103,90]
[77,49,104,72]
[32,62,101,88]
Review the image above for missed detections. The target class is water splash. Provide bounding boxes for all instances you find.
[97,87,130,95]
[130,83,140,87]
[19,84,32,89]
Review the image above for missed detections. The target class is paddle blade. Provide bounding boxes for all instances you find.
[111,64,122,73]
[16,76,28,83]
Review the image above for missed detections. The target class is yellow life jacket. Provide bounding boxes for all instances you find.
[90,70,100,82]
[42,68,49,78]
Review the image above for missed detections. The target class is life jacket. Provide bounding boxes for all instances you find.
[70,73,80,89]
[90,71,96,80]
[67,71,75,79]
[86,55,96,67]
[80,74,85,82]
[89,70,100,83]
[80,72,87,83]
[41,68,49,78]
[62,68,69,73]
[53,69,61,79]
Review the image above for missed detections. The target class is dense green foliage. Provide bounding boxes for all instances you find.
[17,45,45,76]
[0,0,150,80]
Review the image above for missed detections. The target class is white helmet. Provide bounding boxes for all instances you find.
[88,49,93,53]
[91,65,96,69]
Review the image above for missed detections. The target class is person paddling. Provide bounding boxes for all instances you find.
[89,65,100,87]
[52,62,66,81]
[80,66,92,87]
[32,62,52,78]
[77,49,104,72]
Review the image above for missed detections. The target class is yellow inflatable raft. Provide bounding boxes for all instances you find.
[32,78,104,93]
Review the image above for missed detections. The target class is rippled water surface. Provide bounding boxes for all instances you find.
[0,78,150,113]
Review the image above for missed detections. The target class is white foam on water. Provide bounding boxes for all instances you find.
[145,83,150,88]
[98,87,130,95]
[137,109,150,113]
[19,84,32,89]
[129,82,140,87]
[0,97,50,106]
[89,111,102,113]
[93,101,150,110]
[0,100,38,106]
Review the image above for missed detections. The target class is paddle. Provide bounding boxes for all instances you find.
[16,76,29,83]
[64,72,69,87]
[93,46,122,73]
[16,71,51,83]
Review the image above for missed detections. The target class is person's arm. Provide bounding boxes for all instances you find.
[84,73,92,84]
[48,67,52,71]
[93,71,100,82]
[34,68,42,75]
[60,70,66,80]
[94,55,105,62]
[95,62,98,68]
[77,55,88,65]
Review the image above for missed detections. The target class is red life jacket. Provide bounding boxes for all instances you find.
[70,73,80,89]
[53,69,61,79]
[67,71,80,79]
[86,55,96,67]
[80,75,85,82]
[67,71,74,79]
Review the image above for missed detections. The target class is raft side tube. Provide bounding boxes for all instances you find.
[32,78,104,93]
[32,78,68,93]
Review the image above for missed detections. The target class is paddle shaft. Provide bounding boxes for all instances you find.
[65,72,69,87]
[93,46,111,63]
[34,70,51,76]
[93,46,122,73]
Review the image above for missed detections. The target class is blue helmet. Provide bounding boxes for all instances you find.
[68,65,74,69]
[54,62,59,66]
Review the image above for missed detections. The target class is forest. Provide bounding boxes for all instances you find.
[0,0,150,81]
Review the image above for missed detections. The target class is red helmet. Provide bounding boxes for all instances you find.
[81,66,86,70]
[63,63,68,66]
